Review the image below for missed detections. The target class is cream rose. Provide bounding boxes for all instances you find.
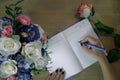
[0,60,17,78]
[34,57,48,70]
[22,41,42,62]
[0,37,21,55]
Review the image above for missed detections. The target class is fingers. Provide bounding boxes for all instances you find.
[54,68,65,80]
[47,68,65,80]
[52,69,59,79]
[82,35,99,45]
[81,36,99,53]
[47,73,53,80]
[59,71,65,80]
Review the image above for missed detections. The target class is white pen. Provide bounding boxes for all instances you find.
[78,41,106,51]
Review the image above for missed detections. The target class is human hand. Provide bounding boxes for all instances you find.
[46,68,65,80]
[81,36,106,60]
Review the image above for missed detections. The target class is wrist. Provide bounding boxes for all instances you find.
[95,51,107,61]
[97,54,108,63]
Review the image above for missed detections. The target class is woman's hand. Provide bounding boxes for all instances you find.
[81,36,106,60]
[47,68,65,80]
[82,36,118,80]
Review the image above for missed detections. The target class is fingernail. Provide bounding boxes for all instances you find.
[50,73,53,76]
[88,47,92,49]
[60,68,63,72]
[81,43,83,46]
[56,69,59,73]
[62,71,65,74]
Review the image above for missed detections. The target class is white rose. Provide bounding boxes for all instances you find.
[34,57,48,70]
[82,8,91,18]
[0,60,17,78]
[77,2,92,18]
[0,37,21,55]
[22,41,42,62]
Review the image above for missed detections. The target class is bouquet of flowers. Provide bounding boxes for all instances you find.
[0,0,50,80]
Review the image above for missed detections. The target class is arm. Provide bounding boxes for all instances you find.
[82,36,118,80]
[98,53,117,80]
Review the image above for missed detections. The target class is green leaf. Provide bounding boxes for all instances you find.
[114,34,120,47]
[15,6,22,11]
[5,5,13,11]
[16,10,22,15]
[95,21,114,34]
[15,6,22,15]
[5,9,14,18]
[15,0,24,5]
[90,7,95,16]
[107,48,120,63]
[9,3,15,7]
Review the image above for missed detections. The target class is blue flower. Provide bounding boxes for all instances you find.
[0,54,8,64]
[11,53,33,73]
[17,73,32,80]
[18,61,30,72]
[17,60,33,73]
[20,24,40,42]
[12,53,25,62]
[0,16,13,32]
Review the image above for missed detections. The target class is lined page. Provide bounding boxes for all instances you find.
[47,32,83,79]
[63,19,98,68]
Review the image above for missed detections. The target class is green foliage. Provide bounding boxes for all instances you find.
[5,0,24,20]
[95,21,114,34]
[5,0,24,34]
[15,0,24,6]
[114,34,120,47]
[107,48,120,63]
[90,7,95,16]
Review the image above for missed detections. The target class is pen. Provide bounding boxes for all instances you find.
[78,41,106,51]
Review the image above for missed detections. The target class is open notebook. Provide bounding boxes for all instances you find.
[47,19,107,79]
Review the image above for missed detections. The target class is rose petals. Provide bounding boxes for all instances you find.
[1,25,13,37]
[16,14,30,25]
[7,76,16,80]
[77,2,92,18]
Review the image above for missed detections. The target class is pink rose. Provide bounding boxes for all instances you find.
[21,32,28,37]
[1,25,13,37]
[77,2,92,18]
[0,78,7,80]
[7,76,16,80]
[23,42,27,46]
[16,14,30,25]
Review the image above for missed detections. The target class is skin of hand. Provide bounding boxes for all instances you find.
[82,36,118,80]
[81,35,106,60]
[46,68,65,80]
